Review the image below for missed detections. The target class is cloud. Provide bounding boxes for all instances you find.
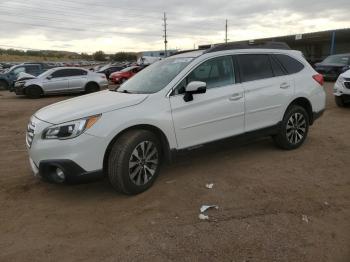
[0,0,349,53]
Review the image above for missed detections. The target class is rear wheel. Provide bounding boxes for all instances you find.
[108,130,161,195]
[0,80,9,90]
[25,85,43,99]
[85,82,100,93]
[335,96,345,107]
[273,105,309,150]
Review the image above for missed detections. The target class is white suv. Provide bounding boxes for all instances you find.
[333,70,350,107]
[26,43,326,195]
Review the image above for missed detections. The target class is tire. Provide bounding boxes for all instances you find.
[335,96,345,107]
[85,82,100,93]
[273,105,309,150]
[0,80,9,90]
[25,85,43,99]
[108,130,162,195]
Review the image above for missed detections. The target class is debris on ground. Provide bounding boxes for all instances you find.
[205,183,214,189]
[302,214,309,223]
[324,201,329,206]
[165,180,176,184]
[200,205,219,213]
[198,214,209,220]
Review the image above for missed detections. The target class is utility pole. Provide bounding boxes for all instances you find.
[163,12,168,58]
[225,19,228,44]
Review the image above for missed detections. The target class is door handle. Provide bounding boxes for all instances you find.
[280,83,290,89]
[229,93,243,101]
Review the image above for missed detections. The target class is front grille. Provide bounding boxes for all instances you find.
[26,121,35,148]
[344,82,350,89]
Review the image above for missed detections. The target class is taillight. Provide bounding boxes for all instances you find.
[312,74,324,86]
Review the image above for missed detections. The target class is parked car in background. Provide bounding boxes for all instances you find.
[109,66,142,84]
[333,70,350,107]
[0,64,47,90]
[14,67,108,98]
[25,43,326,195]
[97,64,124,79]
[315,53,350,81]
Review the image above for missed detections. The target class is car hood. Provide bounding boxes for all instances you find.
[340,70,350,78]
[35,90,148,124]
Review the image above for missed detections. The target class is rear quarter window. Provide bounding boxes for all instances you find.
[274,54,304,74]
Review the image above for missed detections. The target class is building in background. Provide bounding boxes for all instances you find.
[137,49,178,59]
[199,28,350,65]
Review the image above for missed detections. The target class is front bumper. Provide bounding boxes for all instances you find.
[334,79,350,96]
[29,158,103,183]
[27,116,108,181]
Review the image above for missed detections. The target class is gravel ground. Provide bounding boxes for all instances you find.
[0,83,349,262]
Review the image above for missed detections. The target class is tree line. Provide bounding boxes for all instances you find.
[0,48,137,62]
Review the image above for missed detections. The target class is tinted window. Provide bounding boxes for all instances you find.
[275,54,304,74]
[270,56,285,77]
[187,56,235,89]
[52,69,86,78]
[237,54,273,82]
[52,69,70,78]
[25,65,40,75]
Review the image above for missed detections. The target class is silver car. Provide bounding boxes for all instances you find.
[14,67,108,98]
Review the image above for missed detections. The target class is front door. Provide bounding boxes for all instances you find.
[170,56,245,149]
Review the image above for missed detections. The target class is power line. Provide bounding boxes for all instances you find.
[225,19,229,44]
[163,12,168,57]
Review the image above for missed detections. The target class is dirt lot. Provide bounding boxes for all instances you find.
[0,83,349,262]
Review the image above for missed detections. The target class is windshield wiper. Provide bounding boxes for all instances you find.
[116,89,133,94]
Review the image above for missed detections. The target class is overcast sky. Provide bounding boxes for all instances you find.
[0,0,349,54]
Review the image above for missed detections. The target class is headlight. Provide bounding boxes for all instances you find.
[336,76,345,87]
[42,115,101,140]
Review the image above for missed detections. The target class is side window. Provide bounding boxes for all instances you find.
[187,56,235,89]
[51,69,70,78]
[237,54,273,82]
[25,65,40,75]
[275,54,304,74]
[69,69,87,76]
[269,56,285,77]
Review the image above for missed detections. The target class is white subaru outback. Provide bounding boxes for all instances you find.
[333,69,350,107]
[26,43,326,195]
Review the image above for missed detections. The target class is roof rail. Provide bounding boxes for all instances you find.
[204,41,291,53]
[169,49,199,57]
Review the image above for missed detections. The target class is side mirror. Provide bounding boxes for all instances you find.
[47,75,52,80]
[183,81,206,102]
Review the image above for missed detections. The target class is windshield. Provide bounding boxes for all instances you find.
[323,55,350,65]
[117,57,193,94]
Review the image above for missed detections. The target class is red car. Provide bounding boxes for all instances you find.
[109,66,142,84]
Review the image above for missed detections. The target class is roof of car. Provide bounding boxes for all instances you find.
[170,50,205,58]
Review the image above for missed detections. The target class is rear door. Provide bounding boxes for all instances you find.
[237,54,294,132]
[42,69,69,93]
[67,69,88,91]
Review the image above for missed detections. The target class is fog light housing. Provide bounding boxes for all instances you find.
[54,168,65,183]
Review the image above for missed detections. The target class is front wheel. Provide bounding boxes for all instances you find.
[335,96,345,107]
[273,105,309,150]
[25,85,43,99]
[108,130,161,195]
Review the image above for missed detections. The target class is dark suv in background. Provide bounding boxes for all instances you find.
[0,64,48,90]
[315,53,350,81]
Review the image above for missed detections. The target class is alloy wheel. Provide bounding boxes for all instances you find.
[128,141,159,186]
[286,112,306,144]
